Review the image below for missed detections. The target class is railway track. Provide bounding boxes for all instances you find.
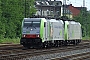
[0,44,23,50]
[0,40,89,50]
[0,40,89,60]
[51,52,90,60]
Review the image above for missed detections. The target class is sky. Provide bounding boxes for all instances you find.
[66,0,90,11]
[52,0,90,11]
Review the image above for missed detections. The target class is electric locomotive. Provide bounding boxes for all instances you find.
[20,18,46,48]
[64,21,82,45]
[20,18,82,48]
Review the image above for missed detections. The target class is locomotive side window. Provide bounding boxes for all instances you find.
[44,22,46,27]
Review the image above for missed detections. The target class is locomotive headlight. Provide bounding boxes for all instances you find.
[23,35,25,37]
[36,35,40,37]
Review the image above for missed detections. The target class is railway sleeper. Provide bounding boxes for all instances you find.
[0,58,7,60]
[72,55,90,60]
[0,55,9,58]
[51,52,90,60]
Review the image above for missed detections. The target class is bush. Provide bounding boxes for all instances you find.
[0,39,3,43]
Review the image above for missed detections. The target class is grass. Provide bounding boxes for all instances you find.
[0,37,89,44]
[82,37,90,40]
[0,38,20,44]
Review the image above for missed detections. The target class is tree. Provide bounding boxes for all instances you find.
[73,10,90,37]
[1,0,23,38]
[0,0,1,17]
[0,0,5,39]
[0,0,36,38]
[25,0,36,17]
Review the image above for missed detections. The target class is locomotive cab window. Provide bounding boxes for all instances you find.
[23,21,40,27]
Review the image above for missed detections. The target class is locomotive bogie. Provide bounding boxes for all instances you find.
[20,38,42,48]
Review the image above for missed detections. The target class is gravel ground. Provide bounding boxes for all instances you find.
[23,48,90,60]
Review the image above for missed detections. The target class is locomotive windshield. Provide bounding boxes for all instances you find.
[23,21,40,27]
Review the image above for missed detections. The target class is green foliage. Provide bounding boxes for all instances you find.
[1,0,24,38]
[24,0,36,17]
[82,37,90,40]
[0,21,5,39]
[0,1,5,39]
[73,10,90,37]
[0,0,2,17]
[0,0,36,40]
[0,38,20,44]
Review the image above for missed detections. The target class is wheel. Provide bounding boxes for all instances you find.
[37,43,43,49]
[64,40,67,46]
[23,45,29,49]
[74,40,77,45]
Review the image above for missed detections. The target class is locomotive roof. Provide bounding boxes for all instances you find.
[65,21,81,26]
[24,18,46,22]
[23,18,79,24]
[48,19,58,22]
